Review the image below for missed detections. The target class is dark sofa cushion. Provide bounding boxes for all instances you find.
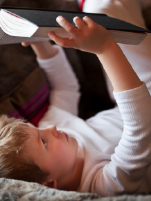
[0,65,50,127]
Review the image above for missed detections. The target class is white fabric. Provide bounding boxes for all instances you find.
[37,0,151,196]
[37,45,81,117]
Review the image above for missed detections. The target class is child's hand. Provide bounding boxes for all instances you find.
[21,42,32,47]
[21,41,57,60]
[21,41,47,47]
[48,16,113,55]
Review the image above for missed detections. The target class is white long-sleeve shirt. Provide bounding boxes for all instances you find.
[37,45,151,196]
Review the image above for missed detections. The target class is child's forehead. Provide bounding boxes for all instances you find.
[23,125,39,156]
[23,123,37,140]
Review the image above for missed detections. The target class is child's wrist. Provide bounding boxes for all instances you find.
[31,41,58,60]
[96,34,115,56]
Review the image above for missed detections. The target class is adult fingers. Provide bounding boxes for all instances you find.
[73,17,87,29]
[56,16,78,38]
[48,32,76,48]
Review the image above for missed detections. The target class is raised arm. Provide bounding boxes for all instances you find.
[22,41,80,116]
[48,16,142,92]
[48,16,151,196]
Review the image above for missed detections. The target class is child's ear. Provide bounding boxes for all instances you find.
[41,180,57,189]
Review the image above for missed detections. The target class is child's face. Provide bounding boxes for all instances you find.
[24,123,78,188]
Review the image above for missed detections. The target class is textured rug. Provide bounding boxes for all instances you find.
[0,178,99,201]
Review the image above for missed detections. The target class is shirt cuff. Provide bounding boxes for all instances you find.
[113,82,149,102]
[36,45,65,68]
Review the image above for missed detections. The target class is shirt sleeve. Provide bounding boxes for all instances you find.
[37,45,81,116]
[93,82,151,196]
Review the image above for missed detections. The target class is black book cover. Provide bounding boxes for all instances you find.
[1,6,151,33]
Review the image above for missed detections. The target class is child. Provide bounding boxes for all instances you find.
[1,0,151,197]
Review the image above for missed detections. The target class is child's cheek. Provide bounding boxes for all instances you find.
[54,141,68,156]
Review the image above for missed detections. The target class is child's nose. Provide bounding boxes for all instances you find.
[47,125,59,138]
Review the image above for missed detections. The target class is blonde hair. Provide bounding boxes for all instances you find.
[0,115,49,183]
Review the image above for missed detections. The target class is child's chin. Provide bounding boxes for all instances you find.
[72,137,79,147]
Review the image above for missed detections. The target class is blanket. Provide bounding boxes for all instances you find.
[0,177,151,201]
[0,178,98,200]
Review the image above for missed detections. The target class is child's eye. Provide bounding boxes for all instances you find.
[41,139,46,147]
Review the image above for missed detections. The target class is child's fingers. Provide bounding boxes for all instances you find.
[73,17,87,29]
[83,16,96,27]
[21,42,30,47]
[56,16,78,38]
[48,32,76,48]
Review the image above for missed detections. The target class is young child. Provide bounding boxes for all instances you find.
[0,0,151,197]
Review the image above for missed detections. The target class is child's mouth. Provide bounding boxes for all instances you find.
[64,133,69,141]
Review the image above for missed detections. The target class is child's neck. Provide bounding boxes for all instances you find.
[59,145,84,191]
[72,145,85,191]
